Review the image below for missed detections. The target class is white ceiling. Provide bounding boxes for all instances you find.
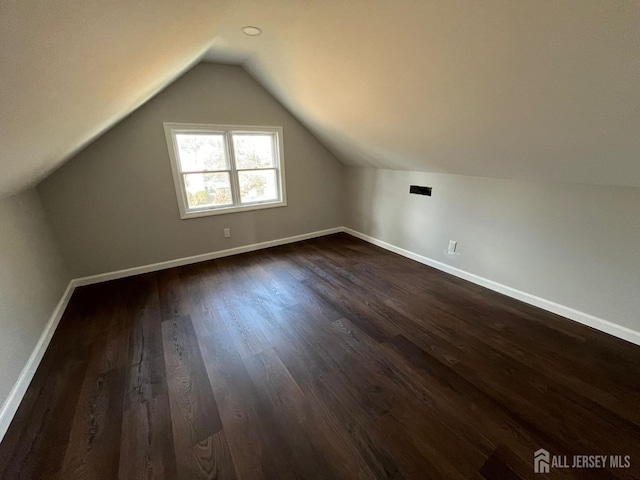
[2,1,639,198]
[206,0,640,187]
[0,0,235,198]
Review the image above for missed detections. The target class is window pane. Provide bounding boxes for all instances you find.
[183,172,233,209]
[238,169,279,203]
[232,134,276,169]
[175,134,228,172]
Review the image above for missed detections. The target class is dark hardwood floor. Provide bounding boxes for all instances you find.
[1,233,639,479]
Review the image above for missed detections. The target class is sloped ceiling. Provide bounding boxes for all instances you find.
[0,0,235,198]
[207,0,640,187]
[2,1,639,198]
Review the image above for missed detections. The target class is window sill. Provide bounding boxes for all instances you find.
[180,200,287,219]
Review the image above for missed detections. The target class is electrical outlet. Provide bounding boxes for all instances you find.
[224,228,231,238]
[448,240,457,254]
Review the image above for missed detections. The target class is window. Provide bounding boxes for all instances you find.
[163,123,287,218]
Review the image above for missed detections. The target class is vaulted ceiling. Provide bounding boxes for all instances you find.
[2,1,639,198]
[0,0,235,197]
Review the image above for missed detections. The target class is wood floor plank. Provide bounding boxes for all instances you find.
[301,376,406,480]
[158,268,190,323]
[186,431,238,480]
[0,348,90,479]
[60,367,127,479]
[162,314,223,479]
[57,281,131,480]
[197,330,299,480]
[242,348,341,480]
[119,387,177,480]
[213,260,275,359]
[119,274,177,480]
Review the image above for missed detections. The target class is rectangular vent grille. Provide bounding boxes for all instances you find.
[409,185,432,196]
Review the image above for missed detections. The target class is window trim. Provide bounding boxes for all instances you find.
[163,123,287,219]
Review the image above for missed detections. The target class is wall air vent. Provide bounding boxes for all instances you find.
[409,185,432,196]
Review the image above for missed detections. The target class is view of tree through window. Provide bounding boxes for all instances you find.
[238,170,278,203]
[233,134,274,169]
[175,134,228,171]
[166,124,285,217]
[184,172,232,208]
[233,134,277,204]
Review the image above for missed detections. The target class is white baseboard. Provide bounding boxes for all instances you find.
[0,226,343,444]
[2,224,638,444]
[343,227,640,347]
[74,227,344,286]
[0,281,76,442]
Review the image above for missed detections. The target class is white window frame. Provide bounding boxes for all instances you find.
[163,123,287,219]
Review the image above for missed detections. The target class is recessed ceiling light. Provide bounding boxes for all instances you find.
[242,26,262,36]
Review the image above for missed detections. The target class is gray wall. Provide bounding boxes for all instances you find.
[0,189,70,407]
[345,167,640,332]
[38,63,345,277]
[33,61,640,336]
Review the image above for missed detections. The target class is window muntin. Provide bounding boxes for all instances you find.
[164,124,286,218]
